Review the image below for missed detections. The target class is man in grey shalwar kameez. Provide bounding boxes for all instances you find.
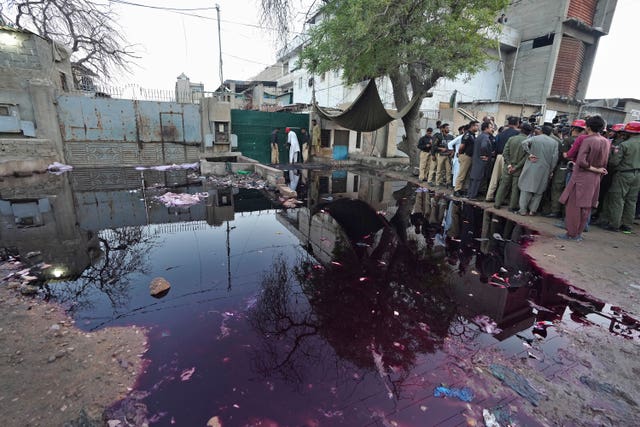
[517,125,559,215]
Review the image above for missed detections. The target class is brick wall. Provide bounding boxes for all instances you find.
[551,36,585,99]
[567,0,597,26]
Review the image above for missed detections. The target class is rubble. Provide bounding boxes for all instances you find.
[205,172,269,190]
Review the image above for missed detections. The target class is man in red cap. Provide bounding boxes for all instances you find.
[595,123,627,221]
[286,127,301,164]
[598,121,640,233]
[558,115,609,241]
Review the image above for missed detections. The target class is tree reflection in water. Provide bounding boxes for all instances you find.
[249,187,462,400]
[45,226,159,314]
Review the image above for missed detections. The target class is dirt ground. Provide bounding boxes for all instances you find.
[0,260,147,427]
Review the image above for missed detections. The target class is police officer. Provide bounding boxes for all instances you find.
[545,119,586,217]
[454,120,480,197]
[417,128,434,182]
[595,123,626,221]
[600,121,640,233]
[433,123,454,187]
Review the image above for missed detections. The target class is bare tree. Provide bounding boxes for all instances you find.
[260,0,324,45]
[1,0,137,79]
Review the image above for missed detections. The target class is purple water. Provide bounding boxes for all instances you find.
[2,168,637,426]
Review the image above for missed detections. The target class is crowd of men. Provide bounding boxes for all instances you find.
[417,115,640,241]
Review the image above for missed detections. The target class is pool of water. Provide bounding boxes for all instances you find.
[1,167,637,426]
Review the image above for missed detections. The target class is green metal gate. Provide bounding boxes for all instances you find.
[231,110,310,164]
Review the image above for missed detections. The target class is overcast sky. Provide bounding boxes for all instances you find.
[112,0,638,99]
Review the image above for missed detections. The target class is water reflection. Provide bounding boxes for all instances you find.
[44,226,159,313]
[1,167,638,426]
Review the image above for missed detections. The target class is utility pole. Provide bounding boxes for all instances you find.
[215,4,224,88]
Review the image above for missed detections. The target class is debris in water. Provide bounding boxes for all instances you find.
[180,367,195,381]
[136,162,199,171]
[473,315,503,335]
[47,162,73,174]
[433,386,475,402]
[482,409,500,427]
[156,192,208,207]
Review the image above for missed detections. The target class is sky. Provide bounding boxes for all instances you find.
[110,0,638,99]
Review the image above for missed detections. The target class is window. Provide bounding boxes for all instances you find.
[0,106,9,116]
[334,130,349,146]
[320,129,331,148]
[298,77,303,89]
[352,175,359,193]
[318,176,330,194]
[59,72,69,91]
[283,61,289,74]
[532,33,555,49]
[355,132,362,149]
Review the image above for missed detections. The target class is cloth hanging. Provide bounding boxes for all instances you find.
[314,79,423,132]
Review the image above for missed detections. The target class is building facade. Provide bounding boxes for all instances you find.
[245,0,618,159]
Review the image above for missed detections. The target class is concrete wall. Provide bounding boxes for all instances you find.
[506,0,569,41]
[508,43,555,104]
[0,138,59,176]
[1,28,72,162]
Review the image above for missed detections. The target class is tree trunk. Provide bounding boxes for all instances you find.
[389,71,425,169]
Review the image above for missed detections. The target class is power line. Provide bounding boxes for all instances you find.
[109,0,305,35]
[223,52,273,66]
[109,0,217,12]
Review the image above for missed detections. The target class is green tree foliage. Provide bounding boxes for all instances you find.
[281,0,509,164]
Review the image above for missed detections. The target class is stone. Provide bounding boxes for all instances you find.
[19,284,39,295]
[277,184,297,199]
[207,416,222,427]
[149,277,171,298]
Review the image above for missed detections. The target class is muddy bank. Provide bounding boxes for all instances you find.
[0,266,147,426]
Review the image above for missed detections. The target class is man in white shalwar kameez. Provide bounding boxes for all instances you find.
[448,132,464,187]
[286,128,301,164]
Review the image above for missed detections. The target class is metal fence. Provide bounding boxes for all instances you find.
[71,82,222,104]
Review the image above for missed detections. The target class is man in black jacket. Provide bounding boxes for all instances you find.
[418,128,434,181]
[454,120,480,196]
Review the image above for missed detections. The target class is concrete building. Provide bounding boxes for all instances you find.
[217,79,280,111]
[0,25,72,175]
[581,97,640,126]
[254,0,618,158]
[175,73,205,104]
